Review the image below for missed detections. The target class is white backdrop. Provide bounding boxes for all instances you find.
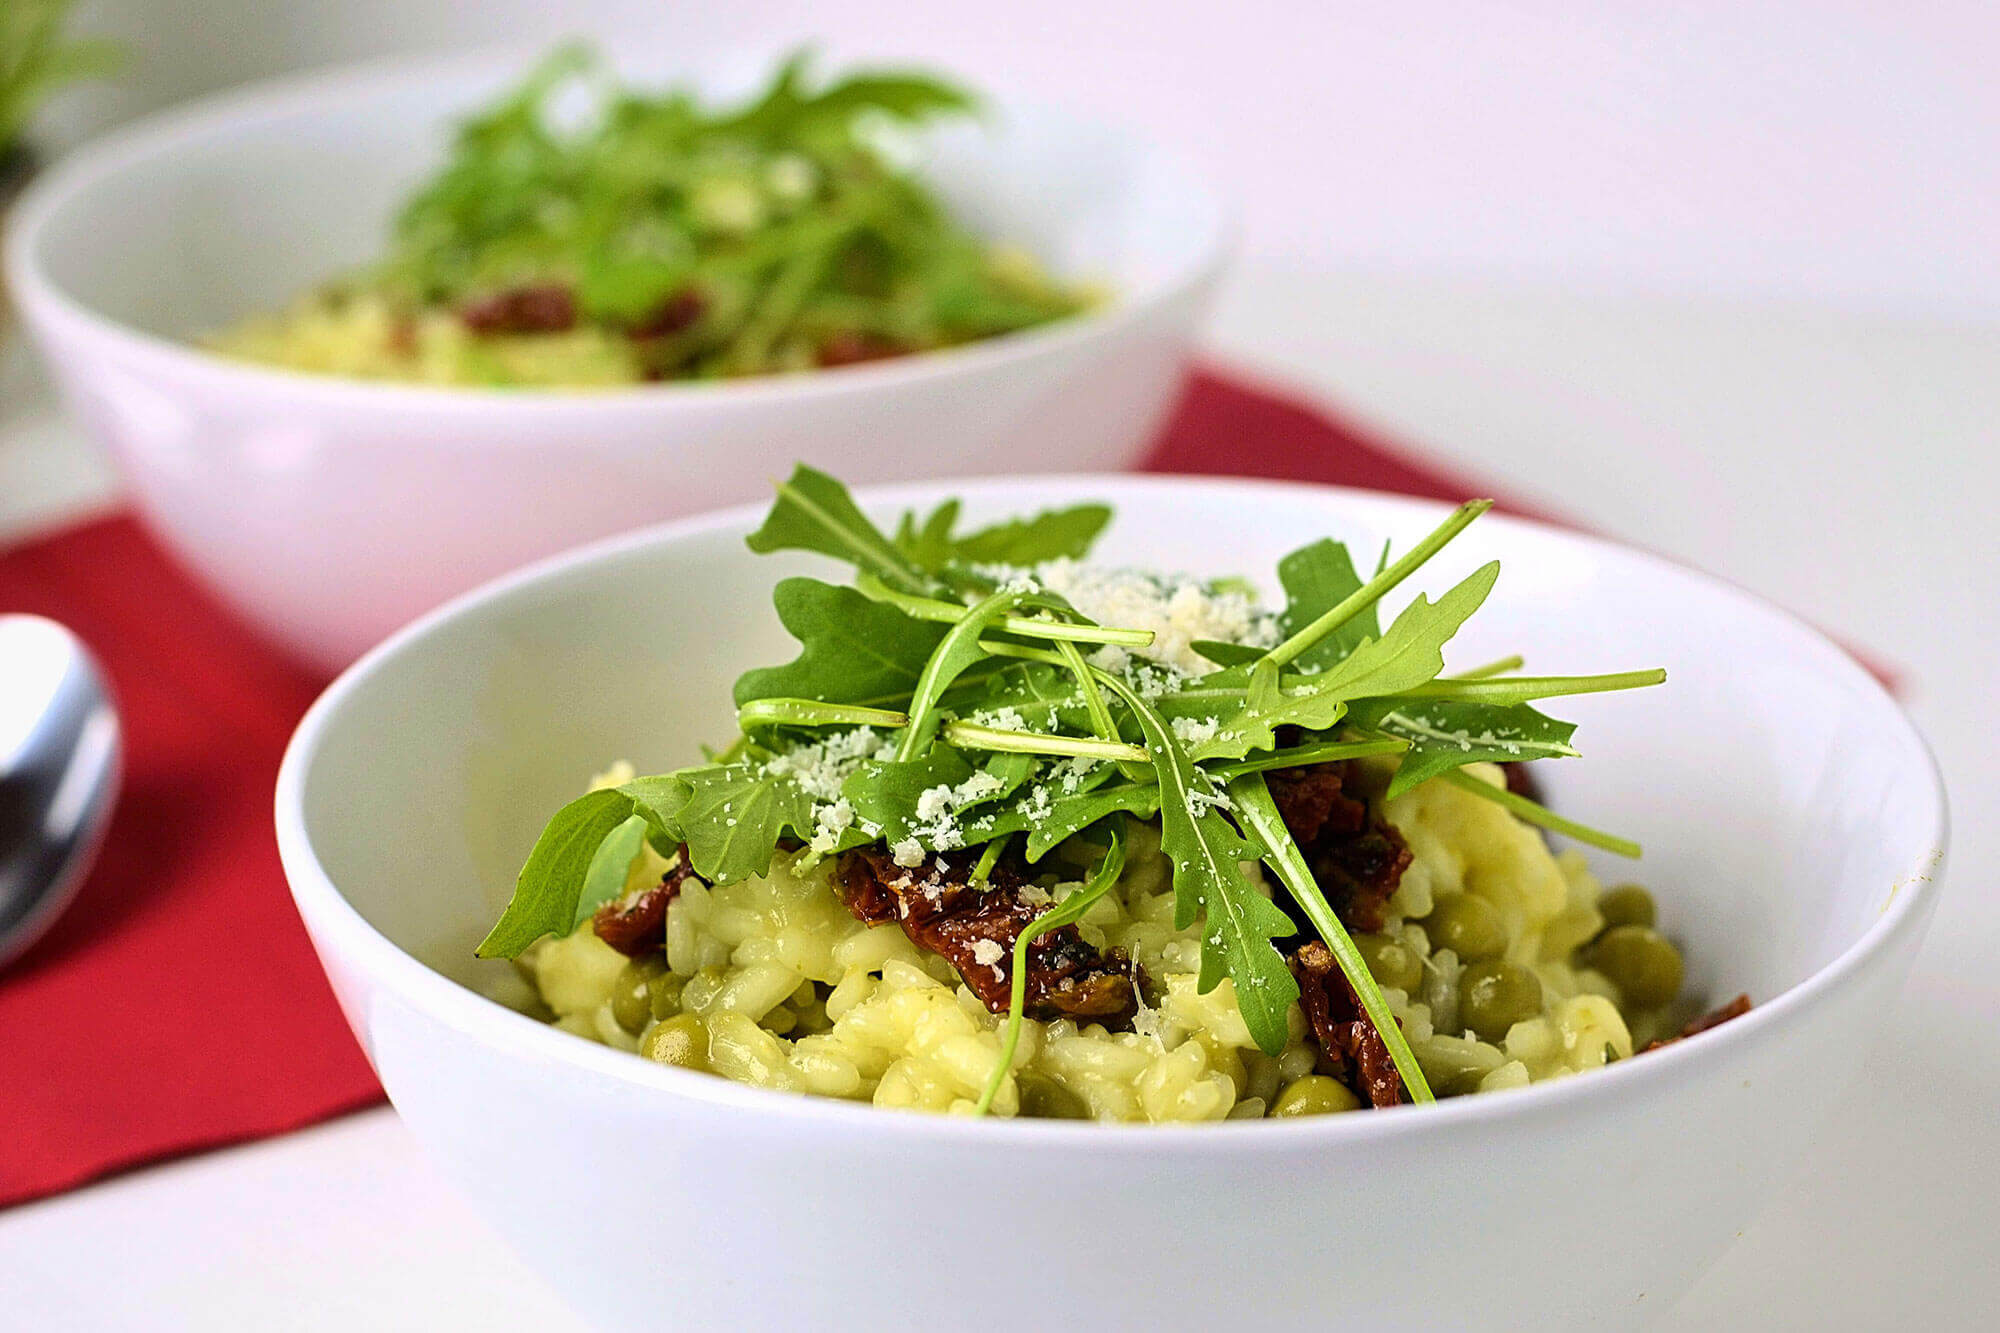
[48,0,2000,317]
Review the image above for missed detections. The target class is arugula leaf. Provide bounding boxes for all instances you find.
[940,660,1091,731]
[1275,538,1378,671]
[1187,561,1502,761]
[842,745,970,837]
[1191,639,1263,668]
[946,505,1113,566]
[894,499,963,569]
[1254,499,1492,691]
[1295,560,1500,698]
[1020,781,1160,860]
[843,747,1039,846]
[675,763,817,884]
[1094,670,1298,1056]
[573,814,653,928]
[1227,773,1434,1102]
[745,465,932,592]
[1347,697,1579,799]
[893,497,1112,571]
[477,774,691,957]
[733,577,945,708]
[805,70,978,123]
[948,769,1160,861]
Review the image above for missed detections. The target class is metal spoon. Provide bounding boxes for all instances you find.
[0,615,121,971]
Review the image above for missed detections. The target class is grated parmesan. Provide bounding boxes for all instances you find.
[1036,560,1278,676]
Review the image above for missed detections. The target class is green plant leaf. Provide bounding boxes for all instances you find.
[892,498,1112,571]
[944,660,1094,732]
[1194,560,1503,760]
[1274,538,1378,671]
[946,505,1113,566]
[1191,639,1262,667]
[947,769,1158,860]
[1018,781,1160,860]
[675,763,817,884]
[1347,697,1580,799]
[477,773,690,957]
[733,577,946,708]
[1094,670,1298,1055]
[842,745,971,841]
[1289,559,1501,701]
[745,465,932,592]
[737,698,910,732]
[894,499,963,569]
[1256,500,1491,681]
[1392,668,1667,706]
[805,70,977,123]
[573,813,653,927]
[1227,773,1434,1102]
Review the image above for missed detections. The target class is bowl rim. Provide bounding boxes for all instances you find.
[274,473,1950,1149]
[2,41,1234,416]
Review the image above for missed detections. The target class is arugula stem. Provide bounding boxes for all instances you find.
[1257,499,1493,673]
[1227,773,1436,1104]
[976,639,1068,667]
[1392,668,1666,704]
[1449,654,1525,680]
[971,833,1010,886]
[1211,736,1408,777]
[973,826,1127,1116]
[942,720,1147,764]
[1052,639,1120,742]
[857,574,1155,647]
[895,588,1038,763]
[1053,638,1151,783]
[1440,769,1642,858]
[736,698,910,731]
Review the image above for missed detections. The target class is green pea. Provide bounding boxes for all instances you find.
[1597,884,1657,931]
[1460,960,1545,1043]
[1016,1073,1091,1120]
[647,969,687,1021]
[1425,892,1506,962]
[1353,933,1424,993]
[1587,926,1683,1009]
[611,956,667,1034]
[640,1013,710,1071]
[1270,1075,1363,1117]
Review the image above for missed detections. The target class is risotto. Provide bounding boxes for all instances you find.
[482,467,1748,1120]
[526,759,1698,1120]
[209,48,1089,388]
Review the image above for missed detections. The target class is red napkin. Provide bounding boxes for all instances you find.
[0,519,374,1208]
[0,367,1867,1208]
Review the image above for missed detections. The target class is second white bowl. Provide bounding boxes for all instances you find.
[4,45,1227,671]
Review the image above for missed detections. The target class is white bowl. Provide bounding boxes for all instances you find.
[3,47,1227,673]
[275,476,1946,1332]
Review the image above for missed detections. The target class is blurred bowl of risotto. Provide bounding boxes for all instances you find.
[1,44,1226,672]
[275,475,1946,1333]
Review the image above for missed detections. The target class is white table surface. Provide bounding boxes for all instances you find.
[2,265,1995,1330]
